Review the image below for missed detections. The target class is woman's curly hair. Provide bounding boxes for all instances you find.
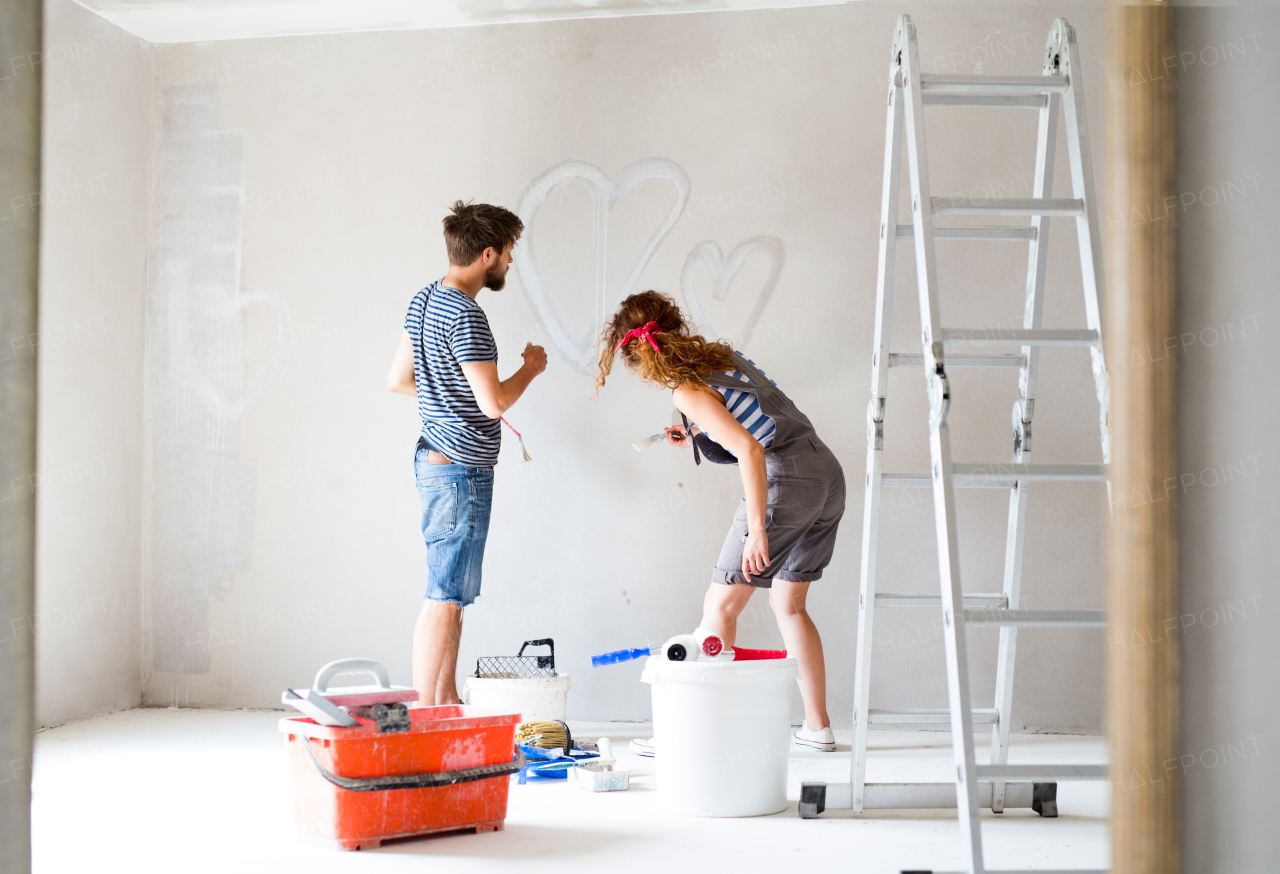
[595,290,736,394]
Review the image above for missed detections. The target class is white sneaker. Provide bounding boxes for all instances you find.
[793,722,836,752]
[630,737,655,757]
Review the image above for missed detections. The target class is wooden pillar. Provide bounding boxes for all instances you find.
[0,1,41,872]
[1105,3,1178,874]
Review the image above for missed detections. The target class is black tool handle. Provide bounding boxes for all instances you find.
[517,638,555,671]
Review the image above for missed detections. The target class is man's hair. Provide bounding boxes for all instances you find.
[442,201,524,266]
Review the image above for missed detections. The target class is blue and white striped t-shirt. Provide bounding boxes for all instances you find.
[706,353,778,449]
[404,281,501,467]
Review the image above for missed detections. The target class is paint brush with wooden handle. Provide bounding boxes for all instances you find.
[632,432,666,452]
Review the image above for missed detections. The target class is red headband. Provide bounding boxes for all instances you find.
[616,321,663,354]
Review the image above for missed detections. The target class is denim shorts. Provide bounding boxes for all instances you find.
[713,438,846,588]
[415,440,493,606]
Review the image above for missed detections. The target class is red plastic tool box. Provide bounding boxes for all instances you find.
[280,705,523,850]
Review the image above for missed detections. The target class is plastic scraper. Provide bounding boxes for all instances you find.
[282,688,360,727]
[282,658,419,727]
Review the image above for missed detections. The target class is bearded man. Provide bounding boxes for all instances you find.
[387,200,547,705]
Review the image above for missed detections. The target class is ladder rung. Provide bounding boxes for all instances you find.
[933,197,1084,217]
[964,609,1106,628]
[921,93,1049,109]
[875,593,1009,609]
[896,224,1038,241]
[940,328,1099,347]
[869,708,999,724]
[889,353,1025,368]
[814,781,1042,811]
[975,764,1108,781]
[881,463,1106,490]
[920,73,1069,94]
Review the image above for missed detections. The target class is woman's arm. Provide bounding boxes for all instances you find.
[672,384,770,580]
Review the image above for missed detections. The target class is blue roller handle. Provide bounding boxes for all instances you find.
[591,646,651,667]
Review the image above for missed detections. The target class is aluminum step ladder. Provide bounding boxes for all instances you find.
[800,16,1109,874]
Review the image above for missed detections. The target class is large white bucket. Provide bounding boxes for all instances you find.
[641,655,798,817]
[461,673,571,722]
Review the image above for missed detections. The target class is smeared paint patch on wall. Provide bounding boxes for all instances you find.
[149,83,290,677]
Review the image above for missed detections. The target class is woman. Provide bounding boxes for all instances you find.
[597,291,846,752]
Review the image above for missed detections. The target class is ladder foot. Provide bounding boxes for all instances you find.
[1033,782,1059,817]
[799,782,827,818]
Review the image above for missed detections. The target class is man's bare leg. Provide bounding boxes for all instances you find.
[412,599,464,706]
[435,607,464,705]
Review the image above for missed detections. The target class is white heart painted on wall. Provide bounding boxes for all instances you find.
[680,236,784,350]
[165,259,293,421]
[514,158,691,373]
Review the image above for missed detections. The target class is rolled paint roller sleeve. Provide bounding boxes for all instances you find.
[693,626,724,657]
[661,635,700,662]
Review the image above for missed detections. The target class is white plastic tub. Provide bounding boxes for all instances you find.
[641,655,798,817]
[461,673,571,723]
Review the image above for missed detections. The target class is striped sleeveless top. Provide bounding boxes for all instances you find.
[708,353,777,449]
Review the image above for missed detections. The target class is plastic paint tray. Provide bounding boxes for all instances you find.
[280,704,522,850]
[572,762,630,792]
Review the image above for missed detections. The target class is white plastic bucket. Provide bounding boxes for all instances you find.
[641,655,798,817]
[461,673,571,723]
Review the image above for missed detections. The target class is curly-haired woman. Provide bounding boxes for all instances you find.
[597,290,845,752]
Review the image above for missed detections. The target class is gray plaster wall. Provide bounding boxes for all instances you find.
[34,0,152,727]
[1175,6,1279,872]
[35,2,1111,733]
[130,2,1109,730]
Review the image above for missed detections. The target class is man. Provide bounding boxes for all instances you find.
[387,201,547,706]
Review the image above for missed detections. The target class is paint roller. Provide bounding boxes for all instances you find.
[590,629,731,666]
[660,634,700,662]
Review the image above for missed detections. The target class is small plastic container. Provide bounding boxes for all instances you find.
[572,761,629,792]
[280,704,522,850]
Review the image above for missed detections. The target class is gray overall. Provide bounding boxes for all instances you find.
[700,353,846,588]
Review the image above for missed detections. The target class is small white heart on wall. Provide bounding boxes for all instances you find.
[165,258,293,421]
[680,236,784,350]
[514,158,691,373]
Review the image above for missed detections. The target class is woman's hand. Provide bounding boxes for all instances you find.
[743,528,770,580]
[664,426,692,448]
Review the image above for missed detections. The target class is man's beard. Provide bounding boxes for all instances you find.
[484,265,508,291]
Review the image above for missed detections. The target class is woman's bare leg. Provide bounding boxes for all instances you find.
[769,580,830,730]
[700,582,756,648]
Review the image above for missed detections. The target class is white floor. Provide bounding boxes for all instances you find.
[32,709,1108,874]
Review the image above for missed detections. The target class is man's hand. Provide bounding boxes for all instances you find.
[461,342,547,419]
[522,342,547,376]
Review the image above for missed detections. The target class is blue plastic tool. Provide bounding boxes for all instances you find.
[515,743,600,782]
[590,646,651,668]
